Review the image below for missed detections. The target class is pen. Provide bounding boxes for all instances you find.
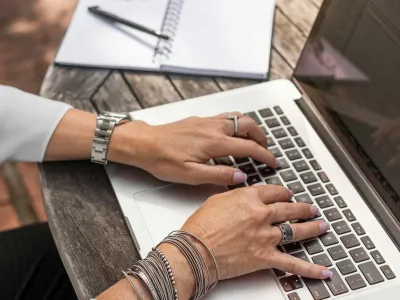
[88,5,170,40]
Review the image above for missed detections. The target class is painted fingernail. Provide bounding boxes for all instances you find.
[310,205,319,216]
[233,172,247,184]
[274,158,279,168]
[287,189,294,198]
[321,270,333,279]
[319,222,330,232]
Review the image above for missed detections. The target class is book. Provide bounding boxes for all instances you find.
[55,0,276,79]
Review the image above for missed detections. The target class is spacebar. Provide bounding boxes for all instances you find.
[302,278,331,300]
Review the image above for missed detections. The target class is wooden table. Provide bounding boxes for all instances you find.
[38,1,322,299]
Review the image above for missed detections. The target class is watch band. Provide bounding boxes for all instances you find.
[91,112,130,164]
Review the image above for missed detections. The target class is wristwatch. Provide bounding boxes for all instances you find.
[91,111,131,165]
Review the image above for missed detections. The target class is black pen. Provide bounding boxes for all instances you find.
[88,5,170,40]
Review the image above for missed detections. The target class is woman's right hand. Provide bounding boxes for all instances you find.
[181,184,331,281]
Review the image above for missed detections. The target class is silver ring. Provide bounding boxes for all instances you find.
[276,223,294,245]
[227,116,239,136]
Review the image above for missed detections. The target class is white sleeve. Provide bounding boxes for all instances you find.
[0,85,73,163]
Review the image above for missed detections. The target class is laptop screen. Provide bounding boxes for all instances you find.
[293,0,400,223]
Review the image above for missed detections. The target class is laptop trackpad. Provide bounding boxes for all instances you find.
[133,183,227,245]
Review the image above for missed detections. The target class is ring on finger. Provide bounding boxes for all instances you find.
[276,223,294,245]
[226,115,239,137]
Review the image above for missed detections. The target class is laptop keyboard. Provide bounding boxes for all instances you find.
[213,106,396,299]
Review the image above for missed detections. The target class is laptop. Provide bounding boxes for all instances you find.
[105,1,400,299]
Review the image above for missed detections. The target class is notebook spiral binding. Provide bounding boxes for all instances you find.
[153,0,184,62]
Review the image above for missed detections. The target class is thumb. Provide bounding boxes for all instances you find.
[186,162,247,185]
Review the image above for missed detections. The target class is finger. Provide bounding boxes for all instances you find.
[270,220,330,243]
[185,162,247,186]
[214,111,244,118]
[272,251,332,279]
[249,184,293,205]
[268,202,319,223]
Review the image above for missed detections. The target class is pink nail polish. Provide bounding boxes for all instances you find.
[310,205,319,216]
[319,222,330,232]
[233,172,247,184]
[321,270,333,279]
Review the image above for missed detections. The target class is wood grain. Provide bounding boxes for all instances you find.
[169,75,220,99]
[309,0,324,8]
[269,49,294,80]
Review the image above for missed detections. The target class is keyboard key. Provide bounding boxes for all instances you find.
[345,273,367,290]
[292,251,310,262]
[279,275,303,292]
[286,149,302,161]
[295,193,313,204]
[308,183,325,196]
[272,128,287,139]
[278,138,294,149]
[300,172,318,184]
[265,118,280,128]
[312,253,332,267]
[266,177,283,185]
[273,268,286,277]
[381,265,396,280]
[324,268,349,296]
[324,208,342,221]
[343,209,356,222]
[228,183,245,190]
[234,157,250,164]
[326,183,338,195]
[317,172,329,183]
[247,175,262,186]
[332,220,351,235]
[337,259,356,275]
[267,136,276,146]
[361,236,375,250]
[245,111,261,124]
[310,160,321,170]
[302,277,330,300]
[304,239,324,255]
[283,242,302,253]
[315,196,333,209]
[239,163,256,175]
[281,116,291,125]
[294,137,305,147]
[359,261,384,285]
[371,250,385,264]
[334,196,347,208]
[293,160,310,172]
[259,108,273,118]
[277,158,290,170]
[351,222,365,235]
[328,245,348,260]
[288,292,301,300]
[287,126,298,136]
[280,170,297,182]
[320,232,339,246]
[274,106,284,115]
[340,233,360,249]
[214,157,233,166]
[302,148,313,159]
[259,166,276,177]
[287,182,305,194]
[270,147,283,158]
[349,247,369,263]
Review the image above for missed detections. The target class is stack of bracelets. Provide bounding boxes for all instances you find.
[96,230,219,300]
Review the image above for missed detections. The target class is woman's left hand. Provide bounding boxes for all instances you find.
[108,112,277,185]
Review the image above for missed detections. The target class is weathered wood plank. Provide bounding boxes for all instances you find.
[273,9,307,68]
[64,99,98,113]
[40,64,109,101]
[215,78,258,91]
[39,161,139,299]
[123,73,181,108]
[92,71,142,113]
[309,0,324,8]
[276,0,319,36]
[169,76,220,99]
[269,49,294,80]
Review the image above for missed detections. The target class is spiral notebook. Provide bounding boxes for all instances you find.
[55,0,276,79]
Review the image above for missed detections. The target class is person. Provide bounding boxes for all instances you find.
[0,85,332,300]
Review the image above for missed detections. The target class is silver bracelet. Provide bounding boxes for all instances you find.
[122,270,145,300]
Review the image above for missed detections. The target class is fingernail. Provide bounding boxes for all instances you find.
[288,189,294,198]
[233,172,247,184]
[274,158,279,168]
[319,222,330,232]
[310,205,319,216]
[321,270,333,279]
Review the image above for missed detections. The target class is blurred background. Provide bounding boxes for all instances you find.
[0,0,78,231]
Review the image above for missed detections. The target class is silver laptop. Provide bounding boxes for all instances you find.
[105,1,400,299]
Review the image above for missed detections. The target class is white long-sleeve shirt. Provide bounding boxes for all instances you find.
[0,85,73,163]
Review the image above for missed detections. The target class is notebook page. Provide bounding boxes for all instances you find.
[55,0,169,70]
[161,0,276,79]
